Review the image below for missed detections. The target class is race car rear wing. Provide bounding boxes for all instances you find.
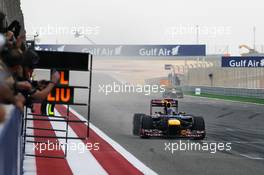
[150,99,178,115]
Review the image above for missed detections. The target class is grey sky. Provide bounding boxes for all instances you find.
[21,0,264,55]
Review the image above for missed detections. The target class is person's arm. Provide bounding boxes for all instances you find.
[0,84,25,111]
[15,81,32,91]
[31,82,55,101]
[0,104,6,123]
[0,83,16,103]
[31,71,60,101]
[14,93,25,111]
[15,31,26,50]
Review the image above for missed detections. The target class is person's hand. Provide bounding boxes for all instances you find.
[37,80,49,90]
[5,31,14,41]
[0,105,6,123]
[5,31,15,48]
[51,71,60,84]
[14,93,25,112]
[16,31,26,49]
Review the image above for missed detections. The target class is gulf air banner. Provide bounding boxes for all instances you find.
[35,45,206,56]
[222,56,264,68]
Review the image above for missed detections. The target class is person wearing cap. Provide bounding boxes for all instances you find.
[1,48,32,92]
[22,49,60,102]
[2,49,23,76]
[0,50,25,112]
[22,49,40,79]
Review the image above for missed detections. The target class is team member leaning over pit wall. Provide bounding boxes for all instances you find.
[0,11,60,123]
[0,12,26,119]
[0,38,25,116]
[1,48,61,111]
[22,49,60,102]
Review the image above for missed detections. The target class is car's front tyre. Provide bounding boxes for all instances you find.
[140,115,153,138]
[133,113,145,136]
[191,116,206,140]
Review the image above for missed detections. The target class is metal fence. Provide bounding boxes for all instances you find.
[185,66,264,89]
[183,86,264,99]
[160,55,264,98]
[167,55,264,89]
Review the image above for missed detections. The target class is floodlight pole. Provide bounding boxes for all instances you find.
[253,26,256,50]
[196,25,199,44]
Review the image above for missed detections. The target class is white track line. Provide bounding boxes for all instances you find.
[67,106,158,175]
[239,154,264,160]
[23,109,37,175]
[48,109,108,175]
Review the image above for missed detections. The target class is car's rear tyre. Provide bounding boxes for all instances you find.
[140,115,153,138]
[133,113,144,135]
[192,116,205,139]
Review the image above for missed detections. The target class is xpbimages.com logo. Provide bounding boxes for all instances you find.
[33,141,100,154]
[98,82,166,96]
[164,140,232,154]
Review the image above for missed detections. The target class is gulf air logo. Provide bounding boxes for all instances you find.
[171,46,180,56]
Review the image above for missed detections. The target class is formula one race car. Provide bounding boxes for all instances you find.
[162,86,184,98]
[133,99,205,139]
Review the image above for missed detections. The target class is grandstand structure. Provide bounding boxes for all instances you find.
[169,45,264,89]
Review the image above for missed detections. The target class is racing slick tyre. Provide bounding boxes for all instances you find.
[133,113,145,135]
[191,116,205,140]
[141,116,153,129]
[140,115,153,138]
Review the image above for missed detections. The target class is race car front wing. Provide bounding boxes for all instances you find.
[140,129,205,138]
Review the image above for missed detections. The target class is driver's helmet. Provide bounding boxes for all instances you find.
[164,101,175,115]
[165,101,172,108]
